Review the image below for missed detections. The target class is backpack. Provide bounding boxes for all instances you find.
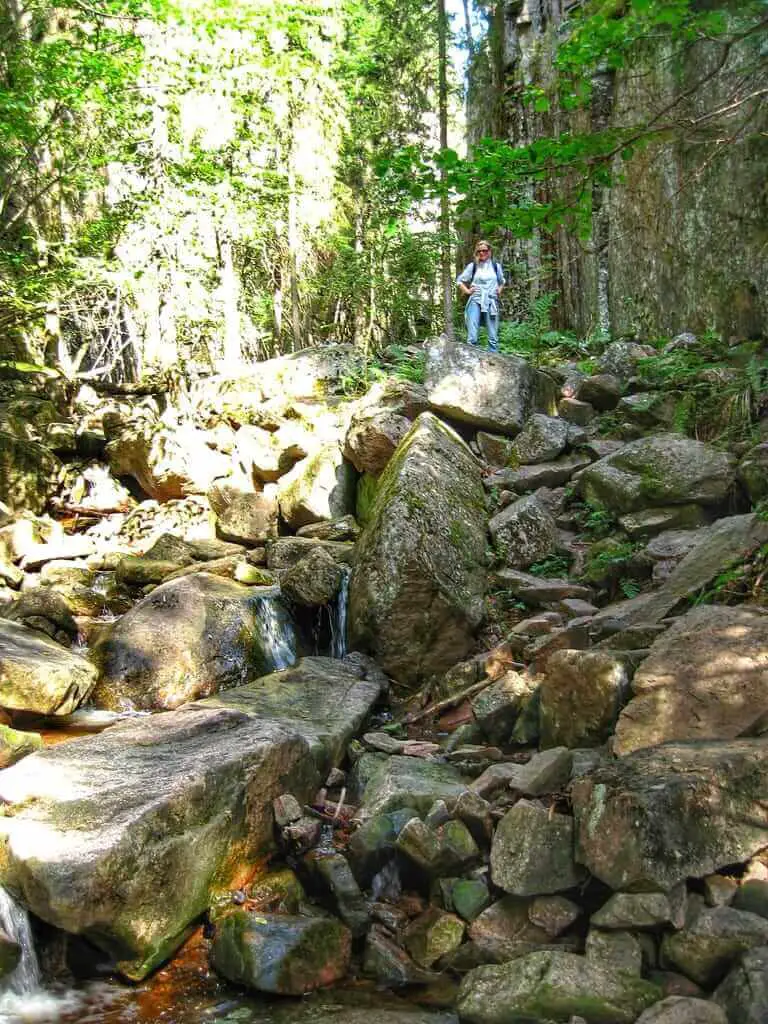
[469,260,504,285]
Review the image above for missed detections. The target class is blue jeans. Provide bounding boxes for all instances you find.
[465,300,499,351]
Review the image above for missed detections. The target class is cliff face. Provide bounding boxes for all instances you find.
[471,1,768,340]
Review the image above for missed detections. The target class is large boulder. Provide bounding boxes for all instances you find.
[349,413,486,690]
[457,950,661,1024]
[278,444,357,530]
[0,434,60,516]
[577,434,736,515]
[90,574,296,710]
[106,422,231,501]
[490,800,585,896]
[488,493,557,569]
[714,945,768,1024]
[572,740,768,892]
[613,605,768,755]
[0,656,382,980]
[424,337,540,436]
[0,617,97,714]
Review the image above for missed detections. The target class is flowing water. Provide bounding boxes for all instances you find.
[329,568,349,659]
[254,590,297,672]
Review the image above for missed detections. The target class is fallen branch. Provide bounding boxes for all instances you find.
[401,669,525,725]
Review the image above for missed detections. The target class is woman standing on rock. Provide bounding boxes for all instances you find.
[456,240,505,352]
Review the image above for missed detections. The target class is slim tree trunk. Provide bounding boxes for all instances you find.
[437,0,454,341]
[287,152,301,353]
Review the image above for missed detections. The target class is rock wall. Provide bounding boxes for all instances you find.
[471,1,768,340]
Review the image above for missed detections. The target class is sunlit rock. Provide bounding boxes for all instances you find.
[457,950,661,1024]
[278,444,357,530]
[489,493,557,570]
[613,605,768,755]
[577,434,736,515]
[0,618,96,715]
[539,649,630,749]
[0,656,382,980]
[572,739,768,892]
[348,412,486,690]
[90,573,295,710]
[424,336,538,435]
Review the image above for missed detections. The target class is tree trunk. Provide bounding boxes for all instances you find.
[437,0,455,342]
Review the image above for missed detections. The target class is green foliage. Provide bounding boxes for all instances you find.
[569,499,618,539]
[635,336,766,444]
[498,292,587,366]
[691,544,768,607]
[527,554,571,578]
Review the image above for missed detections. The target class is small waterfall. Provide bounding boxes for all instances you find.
[255,590,297,672]
[0,886,41,999]
[329,567,349,659]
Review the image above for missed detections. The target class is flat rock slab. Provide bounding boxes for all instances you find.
[424,337,539,435]
[356,753,471,818]
[572,739,768,892]
[614,604,768,754]
[0,657,381,980]
[0,617,97,715]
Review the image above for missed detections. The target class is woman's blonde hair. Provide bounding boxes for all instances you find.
[474,239,492,254]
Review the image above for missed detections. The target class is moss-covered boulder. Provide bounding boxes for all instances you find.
[349,412,486,690]
[0,656,382,980]
[210,910,351,994]
[490,800,585,897]
[457,950,661,1023]
[572,740,768,892]
[90,573,296,710]
[661,906,768,988]
[0,724,42,768]
[0,617,96,714]
[0,433,60,516]
[577,434,736,515]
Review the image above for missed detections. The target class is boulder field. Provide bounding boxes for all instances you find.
[0,337,765,1023]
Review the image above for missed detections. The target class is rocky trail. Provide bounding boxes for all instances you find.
[0,334,766,1024]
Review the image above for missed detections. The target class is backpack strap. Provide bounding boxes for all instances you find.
[470,260,503,284]
[469,261,476,282]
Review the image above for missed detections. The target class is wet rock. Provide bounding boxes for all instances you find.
[404,907,465,968]
[592,890,686,931]
[0,656,380,979]
[273,794,303,826]
[713,945,768,1024]
[349,413,486,690]
[0,724,43,768]
[347,809,419,887]
[468,896,550,963]
[424,337,537,435]
[278,444,356,530]
[613,605,768,755]
[489,493,557,569]
[577,434,736,515]
[635,996,728,1024]
[247,868,306,915]
[449,879,491,922]
[91,574,295,710]
[210,910,351,995]
[539,650,629,749]
[0,927,20,978]
[457,950,661,1024]
[572,740,768,892]
[303,851,369,937]
[490,800,585,897]
[0,617,96,714]
[280,547,344,607]
[509,414,569,464]
[661,906,768,987]
[362,925,438,987]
